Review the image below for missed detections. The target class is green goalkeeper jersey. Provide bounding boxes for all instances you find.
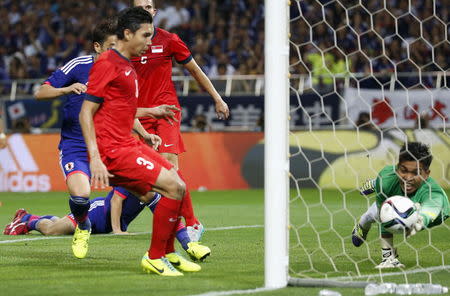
[375,165,449,231]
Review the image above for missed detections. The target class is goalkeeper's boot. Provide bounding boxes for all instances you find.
[166,252,201,272]
[375,248,405,269]
[351,223,369,247]
[187,223,205,242]
[186,242,211,262]
[72,226,91,259]
[141,254,183,276]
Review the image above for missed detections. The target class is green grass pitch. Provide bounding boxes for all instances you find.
[0,189,449,295]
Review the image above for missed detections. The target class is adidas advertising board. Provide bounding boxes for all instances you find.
[0,134,50,192]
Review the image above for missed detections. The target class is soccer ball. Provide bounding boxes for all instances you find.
[379,196,419,234]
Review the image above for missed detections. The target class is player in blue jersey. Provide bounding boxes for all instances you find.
[34,20,118,241]
[3,188,157,235]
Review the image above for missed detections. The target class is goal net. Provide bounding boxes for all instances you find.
[265,0,450,289]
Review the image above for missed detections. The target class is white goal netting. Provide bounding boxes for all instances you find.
[287,0,450,287]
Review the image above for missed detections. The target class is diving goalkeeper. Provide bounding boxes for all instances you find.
[351,142,449,268]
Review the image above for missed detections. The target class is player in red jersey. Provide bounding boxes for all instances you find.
[131,0,230,242]
[79,7,200,276]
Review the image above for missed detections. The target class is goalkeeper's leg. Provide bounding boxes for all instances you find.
[375,234,405,269]
[352,202,378,247]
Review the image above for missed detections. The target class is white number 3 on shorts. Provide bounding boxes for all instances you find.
[136,157,154,170]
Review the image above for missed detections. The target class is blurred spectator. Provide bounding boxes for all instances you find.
[157,0,191,30]
[356,112,376,131]
[191,114,211,132]
[11,117,31,133]
[415,112,430,129]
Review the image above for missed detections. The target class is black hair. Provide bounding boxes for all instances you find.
[398,142,433,170]
[91,18,117,44]
[116,7,153,40]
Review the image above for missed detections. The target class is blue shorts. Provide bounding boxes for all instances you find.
[68,197,110,234]
[59,150,90,179]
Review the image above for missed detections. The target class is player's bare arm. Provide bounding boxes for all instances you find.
[135,105,180,123]
[184,59,230,120]
[110,193,129,235]
[133,119,161,150]
[34,83,87,100]
[79,100,113,189]
[0,118,6,149]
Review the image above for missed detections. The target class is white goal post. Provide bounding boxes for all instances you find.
[264,0,290,289]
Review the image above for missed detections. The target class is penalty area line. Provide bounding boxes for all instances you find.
[0,224,263,244]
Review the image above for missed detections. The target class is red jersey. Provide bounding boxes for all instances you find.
[131,27,192,110]
[85,49,140,153]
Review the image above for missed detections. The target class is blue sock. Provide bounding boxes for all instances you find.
[176,228,191,250]
[146,193,162,212]
[69,196,91,231]
[41,215,57,220]
[21,214,31,223]
[27,219,39,231]
[27,216,58,231]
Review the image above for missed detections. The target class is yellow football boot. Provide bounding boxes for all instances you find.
[186,242,211,262]
[141,254,183,276]
[72,226,91,259]
[166,252,201,272]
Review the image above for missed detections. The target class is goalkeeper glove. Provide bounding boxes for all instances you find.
[406,214,424,238]
[360,178,376,195]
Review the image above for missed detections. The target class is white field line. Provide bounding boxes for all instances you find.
[187,287,280,296]
[0,224,264,244]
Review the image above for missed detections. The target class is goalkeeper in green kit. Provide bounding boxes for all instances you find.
[351,142,449,268]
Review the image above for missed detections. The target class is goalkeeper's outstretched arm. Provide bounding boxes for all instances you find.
[359,178,376,195]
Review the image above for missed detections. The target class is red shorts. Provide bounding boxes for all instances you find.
[140,111,185,154]
[101,141,174,196]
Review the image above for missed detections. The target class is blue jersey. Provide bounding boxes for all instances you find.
[45,55,94,154]
[85,188,147,234]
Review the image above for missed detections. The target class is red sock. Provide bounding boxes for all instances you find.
[176,220,186,232]
[177,170,199,226]
[28,215,40,221]
[148,197,181,259]
[165,217,181,254]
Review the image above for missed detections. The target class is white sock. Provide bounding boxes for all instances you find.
[359,202,378,230]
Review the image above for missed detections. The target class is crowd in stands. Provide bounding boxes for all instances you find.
[0,0,264,95]
[0,0,448,94]
[290,0,449,89]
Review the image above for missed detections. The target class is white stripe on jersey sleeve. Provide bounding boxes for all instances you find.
[61,55,93,74]
[63,60,94,75]
[60,55,92,72]
[89,200,105,211]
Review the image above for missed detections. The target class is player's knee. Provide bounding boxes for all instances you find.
[70,189,90,198]
[167,179,185,200]
[176,181,186,200]
[44,228,57,235]
[40,226,55,236]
